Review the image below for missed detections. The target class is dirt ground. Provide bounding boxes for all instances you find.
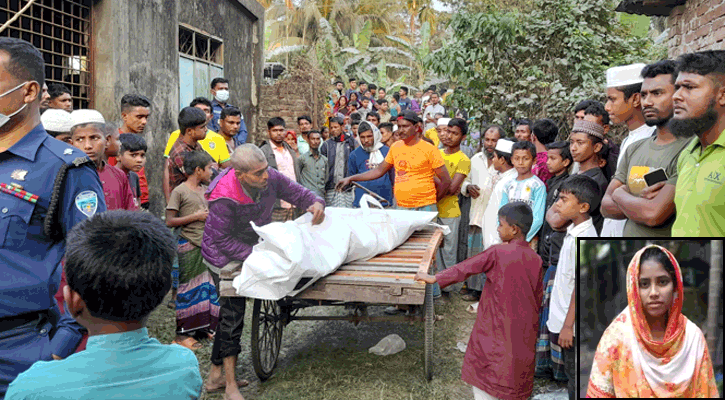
[147,293,566,400]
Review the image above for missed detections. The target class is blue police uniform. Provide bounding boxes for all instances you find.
[208,99,248,146]
[0,124,106,397]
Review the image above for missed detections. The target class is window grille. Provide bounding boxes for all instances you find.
[1,0,93,110]
[179,24,223,65]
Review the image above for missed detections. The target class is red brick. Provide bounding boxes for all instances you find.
[695,23,712,38]
[714,25,725,43]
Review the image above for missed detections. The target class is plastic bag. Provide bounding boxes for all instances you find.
[369,334,406,356]
[232,195,440,300]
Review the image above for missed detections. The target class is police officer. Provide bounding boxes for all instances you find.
[0,38,106,397]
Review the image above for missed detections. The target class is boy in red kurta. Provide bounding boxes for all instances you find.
[417,201,544,400]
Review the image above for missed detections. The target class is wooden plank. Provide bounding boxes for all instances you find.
[338,264,420,273]
[416,228,444,276]
[331,270,418,280]
[345,261,420,268]
[295,282,425,304]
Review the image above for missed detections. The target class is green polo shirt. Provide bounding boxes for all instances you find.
[672,129,725,236]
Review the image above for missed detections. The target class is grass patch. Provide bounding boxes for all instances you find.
[147,292,560,400]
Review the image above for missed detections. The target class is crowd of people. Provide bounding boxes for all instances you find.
[1,33,723,400]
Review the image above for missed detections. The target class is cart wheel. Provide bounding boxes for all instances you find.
[251,299,284,381]
[424,283,434,381]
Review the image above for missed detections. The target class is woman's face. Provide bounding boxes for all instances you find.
[638,259,675,320]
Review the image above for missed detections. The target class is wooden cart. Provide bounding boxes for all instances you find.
[218,226,444,381]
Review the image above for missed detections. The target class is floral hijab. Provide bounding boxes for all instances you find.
[586,245,718,398]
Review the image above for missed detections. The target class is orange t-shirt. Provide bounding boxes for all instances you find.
[384,139,444,208]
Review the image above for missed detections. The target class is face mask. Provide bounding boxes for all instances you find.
[0,82,28,129]
[214,89,230,103]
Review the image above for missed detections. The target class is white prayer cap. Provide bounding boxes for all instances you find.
[41,109,74,133]
[437,118,451,126]
[393,124,398,132]
[70,109,106,128]
[494,139,514,154]
[606,63,647,88]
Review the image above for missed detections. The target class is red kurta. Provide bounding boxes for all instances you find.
[436,238,544,400]
[97,161,139,211]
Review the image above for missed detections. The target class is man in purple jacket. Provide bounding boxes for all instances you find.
[201,144,324,399]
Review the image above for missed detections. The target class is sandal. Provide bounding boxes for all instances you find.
[172,336,203,351]
[205,379,250,393]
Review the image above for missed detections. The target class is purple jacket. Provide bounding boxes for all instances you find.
[201,167,324,269]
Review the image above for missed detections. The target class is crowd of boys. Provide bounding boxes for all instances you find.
[2,34,724,400]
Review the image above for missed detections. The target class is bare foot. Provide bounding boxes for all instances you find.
[205,377,249,393]
[224,387,245,400]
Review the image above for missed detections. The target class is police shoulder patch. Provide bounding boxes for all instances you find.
[75,190,99,218]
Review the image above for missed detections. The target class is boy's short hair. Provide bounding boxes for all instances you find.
[182,150,214,176]
[379,122,394,132]
[377,98,388,105]
[350,112,362,122]
[121,94,151,112]
[494,149,514,166]
[190,97,212,110]
[367,111,380,121]
[178,107,207,135]
[351,120,360,127]
[48,83,71,100]
[498,202,533,235]
[511,140,536,159]
[308,130,321,139]
[558,175,601,213]
[220,106,241,120]
[210,77,229,89]
[65,210,175,322]
[119,133,148,154]
[584,102,610,125]
[329,116,344,126]
[297,115,312,124]
[613,82,642,100]
[267,116,285,129]
[574,99,597,115]
[545,141,572,165]
[349,78,356,82]
[448,118,468,136]
[532,118,558,145]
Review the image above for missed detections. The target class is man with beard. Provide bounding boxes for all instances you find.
[347,121,394,207]
[601,60,690,237]
[667,51,725,236]
[460,125,502,301]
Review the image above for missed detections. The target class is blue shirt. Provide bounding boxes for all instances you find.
[347,146,394,207]
[0,124,106,357]
[208,99,248,146]
[5,328,203,400]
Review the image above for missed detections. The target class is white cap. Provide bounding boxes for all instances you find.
[41,109,74,133]
[393,124,398,132]
[70,109,106,127]
[437,118,451,126]
[494,139,514,154]
[606,63,647,88]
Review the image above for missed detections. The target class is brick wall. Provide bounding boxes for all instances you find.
[252,58,328,145]
[666,0,725,57]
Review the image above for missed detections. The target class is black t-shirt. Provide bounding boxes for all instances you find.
[579,167,608,235]
[539,173,569,267]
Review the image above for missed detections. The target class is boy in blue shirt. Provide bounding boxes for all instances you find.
[500,140,547,248]
[6,211,203,400]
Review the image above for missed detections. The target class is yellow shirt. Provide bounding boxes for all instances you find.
[164,129,231,165]
[437,149,471,218]
[424,127,440,148]
[384,140,445,208]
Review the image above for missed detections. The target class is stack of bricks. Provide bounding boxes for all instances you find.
[666,0,725,57]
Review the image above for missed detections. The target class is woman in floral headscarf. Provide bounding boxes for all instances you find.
[586,245,718,398]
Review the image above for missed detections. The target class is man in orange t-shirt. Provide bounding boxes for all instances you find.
[337,110,451,210]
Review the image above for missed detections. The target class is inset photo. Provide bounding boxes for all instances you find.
[579,239,722,398]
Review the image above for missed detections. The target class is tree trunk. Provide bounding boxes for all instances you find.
[706,240,722,356]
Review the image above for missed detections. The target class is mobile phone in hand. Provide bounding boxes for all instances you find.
[644,168,668,187]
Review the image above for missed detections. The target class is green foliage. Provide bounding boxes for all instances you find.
[426,0,666,137]
[353,20,372,51]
